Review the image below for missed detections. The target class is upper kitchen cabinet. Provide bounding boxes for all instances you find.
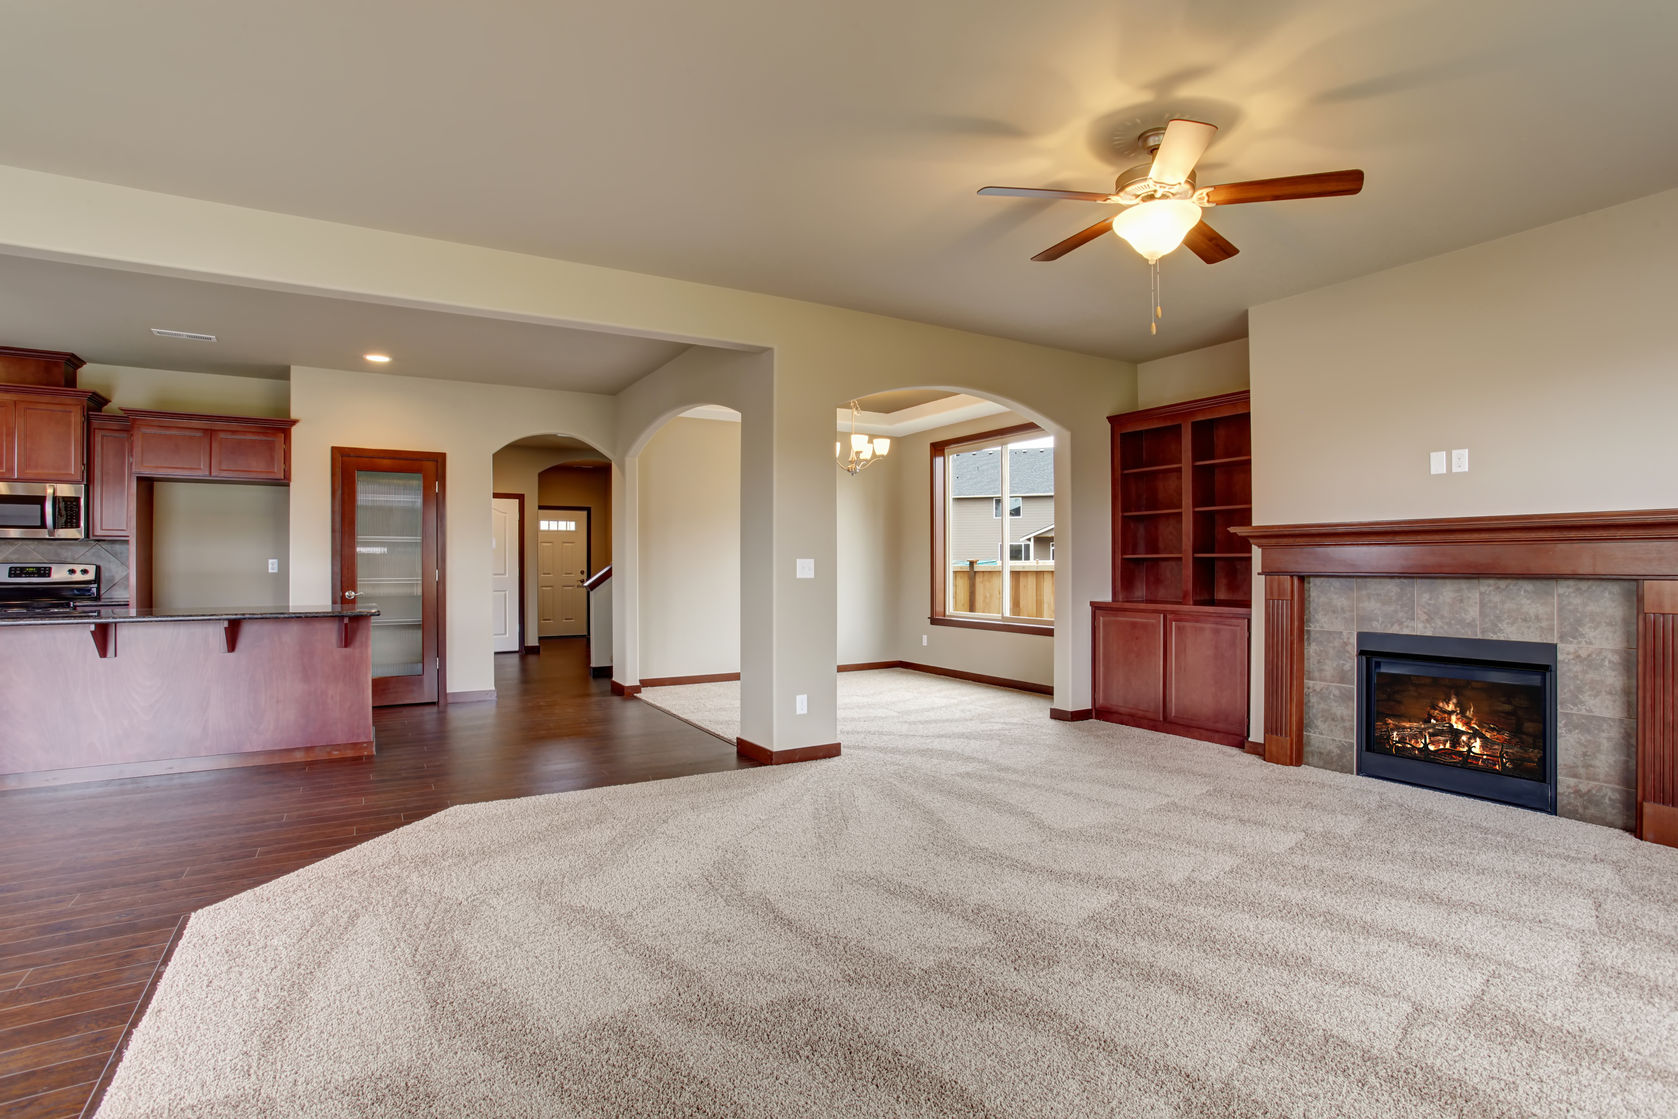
[89,414,133,539]
[125,409,298,483]
[0,385,109,483]
[0,346,84,389]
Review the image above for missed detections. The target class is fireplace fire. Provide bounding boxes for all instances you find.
[1358,633,1556,813]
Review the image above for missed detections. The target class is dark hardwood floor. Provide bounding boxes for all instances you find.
[0,639,752,1118]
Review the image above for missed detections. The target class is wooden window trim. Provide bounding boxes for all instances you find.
[930,421,1055,636]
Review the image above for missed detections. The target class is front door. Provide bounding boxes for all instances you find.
[491,496,521,653]
[538,509,588,637]
[334,449,443,706]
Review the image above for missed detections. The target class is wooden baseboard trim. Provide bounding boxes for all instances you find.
[523,644,541,656]
[589,665,612,678]
[736,738,842,765]
[445,689,497,704]
[840,660,902,672]
[640,672,741,687]
[611,680,642,697]
[898,660,1053,696]
[1093,709,1248,749]
[1049,707,1093,721]
[1245,739,1267,757]
[0,740,376,790]
[1639,801,1678,847]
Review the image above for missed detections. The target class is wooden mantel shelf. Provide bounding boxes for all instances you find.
[1234,509,1678,578]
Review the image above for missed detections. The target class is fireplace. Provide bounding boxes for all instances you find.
[1357,632,1558,813]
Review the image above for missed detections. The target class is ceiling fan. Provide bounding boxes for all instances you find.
[978,118,1363,331]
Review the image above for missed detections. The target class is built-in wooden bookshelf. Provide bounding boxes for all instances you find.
[1096,391,1252,748]
[1112,391,1252,607]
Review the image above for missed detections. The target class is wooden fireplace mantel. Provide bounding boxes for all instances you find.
[1232,509,1678,848]
[1234,508,1678,579]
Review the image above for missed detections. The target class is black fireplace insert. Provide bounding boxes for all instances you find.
[1356,631,1557,813]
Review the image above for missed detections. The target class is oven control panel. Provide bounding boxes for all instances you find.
[2,564,98,583]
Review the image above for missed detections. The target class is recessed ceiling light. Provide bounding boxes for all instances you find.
[151,328,217,342]
[364,353,392,363]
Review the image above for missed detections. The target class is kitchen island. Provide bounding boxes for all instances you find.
[0,605,378,788]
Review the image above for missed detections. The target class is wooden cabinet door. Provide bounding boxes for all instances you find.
[210,428,288,480]
[1165,613,1250,735]
[89,422,132,538]
[132,423,211,476]
[1093,608,1165,719]
[13,398,84,481]
[0,399,14,479]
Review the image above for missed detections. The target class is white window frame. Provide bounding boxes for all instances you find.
[944,431,1053,623]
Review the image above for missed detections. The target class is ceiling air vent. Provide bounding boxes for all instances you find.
[150,328,217,342]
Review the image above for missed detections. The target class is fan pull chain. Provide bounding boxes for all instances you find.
[1149,259,1163,335]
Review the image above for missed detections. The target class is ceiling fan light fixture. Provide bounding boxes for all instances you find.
[1111,199,1201,262]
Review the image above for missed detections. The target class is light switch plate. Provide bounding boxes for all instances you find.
[795,693,808,715]
[267,558,279,573]
[1451,448,1469,473]
[1429,451,1447,475]
[922,635,928,646]
[796,558,815,579]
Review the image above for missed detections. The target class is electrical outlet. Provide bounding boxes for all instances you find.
[796,558,814,579]
[1429,451,1447,475]
[795,693,808,715]
[267,558,279,574]
[922,634,928,646]
[1451,448,1470,473]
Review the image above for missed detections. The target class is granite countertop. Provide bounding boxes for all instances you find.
[0,605,380,628]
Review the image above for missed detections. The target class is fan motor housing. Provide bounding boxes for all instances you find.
[1113,163,1197,204]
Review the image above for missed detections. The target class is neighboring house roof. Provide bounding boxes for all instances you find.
[1023,523,1054,540]
[950,445,1053,497]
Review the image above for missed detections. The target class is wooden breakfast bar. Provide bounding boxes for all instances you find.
[0,605,379,788]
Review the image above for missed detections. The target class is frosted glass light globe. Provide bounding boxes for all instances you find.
[1111,199,1201,262]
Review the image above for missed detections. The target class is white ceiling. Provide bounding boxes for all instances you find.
[0,1,1675,363]
[0,254,688,391]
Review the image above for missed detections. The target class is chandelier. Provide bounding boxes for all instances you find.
[836,400,891,475]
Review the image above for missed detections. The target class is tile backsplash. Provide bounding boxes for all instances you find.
[0,540,130,601]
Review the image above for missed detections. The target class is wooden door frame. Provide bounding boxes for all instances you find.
[492,491,526,654]
[538,504,592,638]
[331,446,448,706]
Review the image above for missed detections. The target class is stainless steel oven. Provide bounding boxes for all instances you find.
[0,482,88,539]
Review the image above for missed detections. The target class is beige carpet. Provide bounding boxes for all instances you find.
[97,669,1678,1118]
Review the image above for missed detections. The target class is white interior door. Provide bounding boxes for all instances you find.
[538,510,589,637]
[490,497,521,652]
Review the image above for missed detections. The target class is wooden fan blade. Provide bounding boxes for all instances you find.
[1149,119,1218,186]
[1201,170,1364,206]
[978,185,1115,202]
[1182,221,1239,264]
[1032,217,1115,261]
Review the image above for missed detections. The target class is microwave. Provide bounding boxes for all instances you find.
[0,482,88,539]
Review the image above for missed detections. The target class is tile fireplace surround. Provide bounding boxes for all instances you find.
[1301,576,1633,829]
[1236,509,1678,848]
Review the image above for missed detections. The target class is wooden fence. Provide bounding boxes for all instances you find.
[949,562,1055,619]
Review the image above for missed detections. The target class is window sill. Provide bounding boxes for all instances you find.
[930,616,1053,637]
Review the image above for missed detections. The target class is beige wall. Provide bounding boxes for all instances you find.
[80,364,290,418]
[836,439,899,666]
[151,482,289,610]
[1246,185,1678,736]
[637,416,740,679]
[538,464,611,576]
[1135,338,1249,410]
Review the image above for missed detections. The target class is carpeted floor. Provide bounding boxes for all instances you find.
[97,670,1678,1118]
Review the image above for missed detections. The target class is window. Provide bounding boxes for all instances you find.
[539,519,575,532]
[930,423,1054,632]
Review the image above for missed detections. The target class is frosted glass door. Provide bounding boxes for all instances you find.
[357,470,424,678]
[336,449,441,706]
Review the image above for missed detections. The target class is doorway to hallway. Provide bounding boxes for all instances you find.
[538,506,590,638]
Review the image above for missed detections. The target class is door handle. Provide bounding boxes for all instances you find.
[343,590,360,600]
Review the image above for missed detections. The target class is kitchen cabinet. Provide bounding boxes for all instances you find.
[89,414,132,539]
[0,386,107,484]
[1093,391,1252,748]
[125,409,296,483]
